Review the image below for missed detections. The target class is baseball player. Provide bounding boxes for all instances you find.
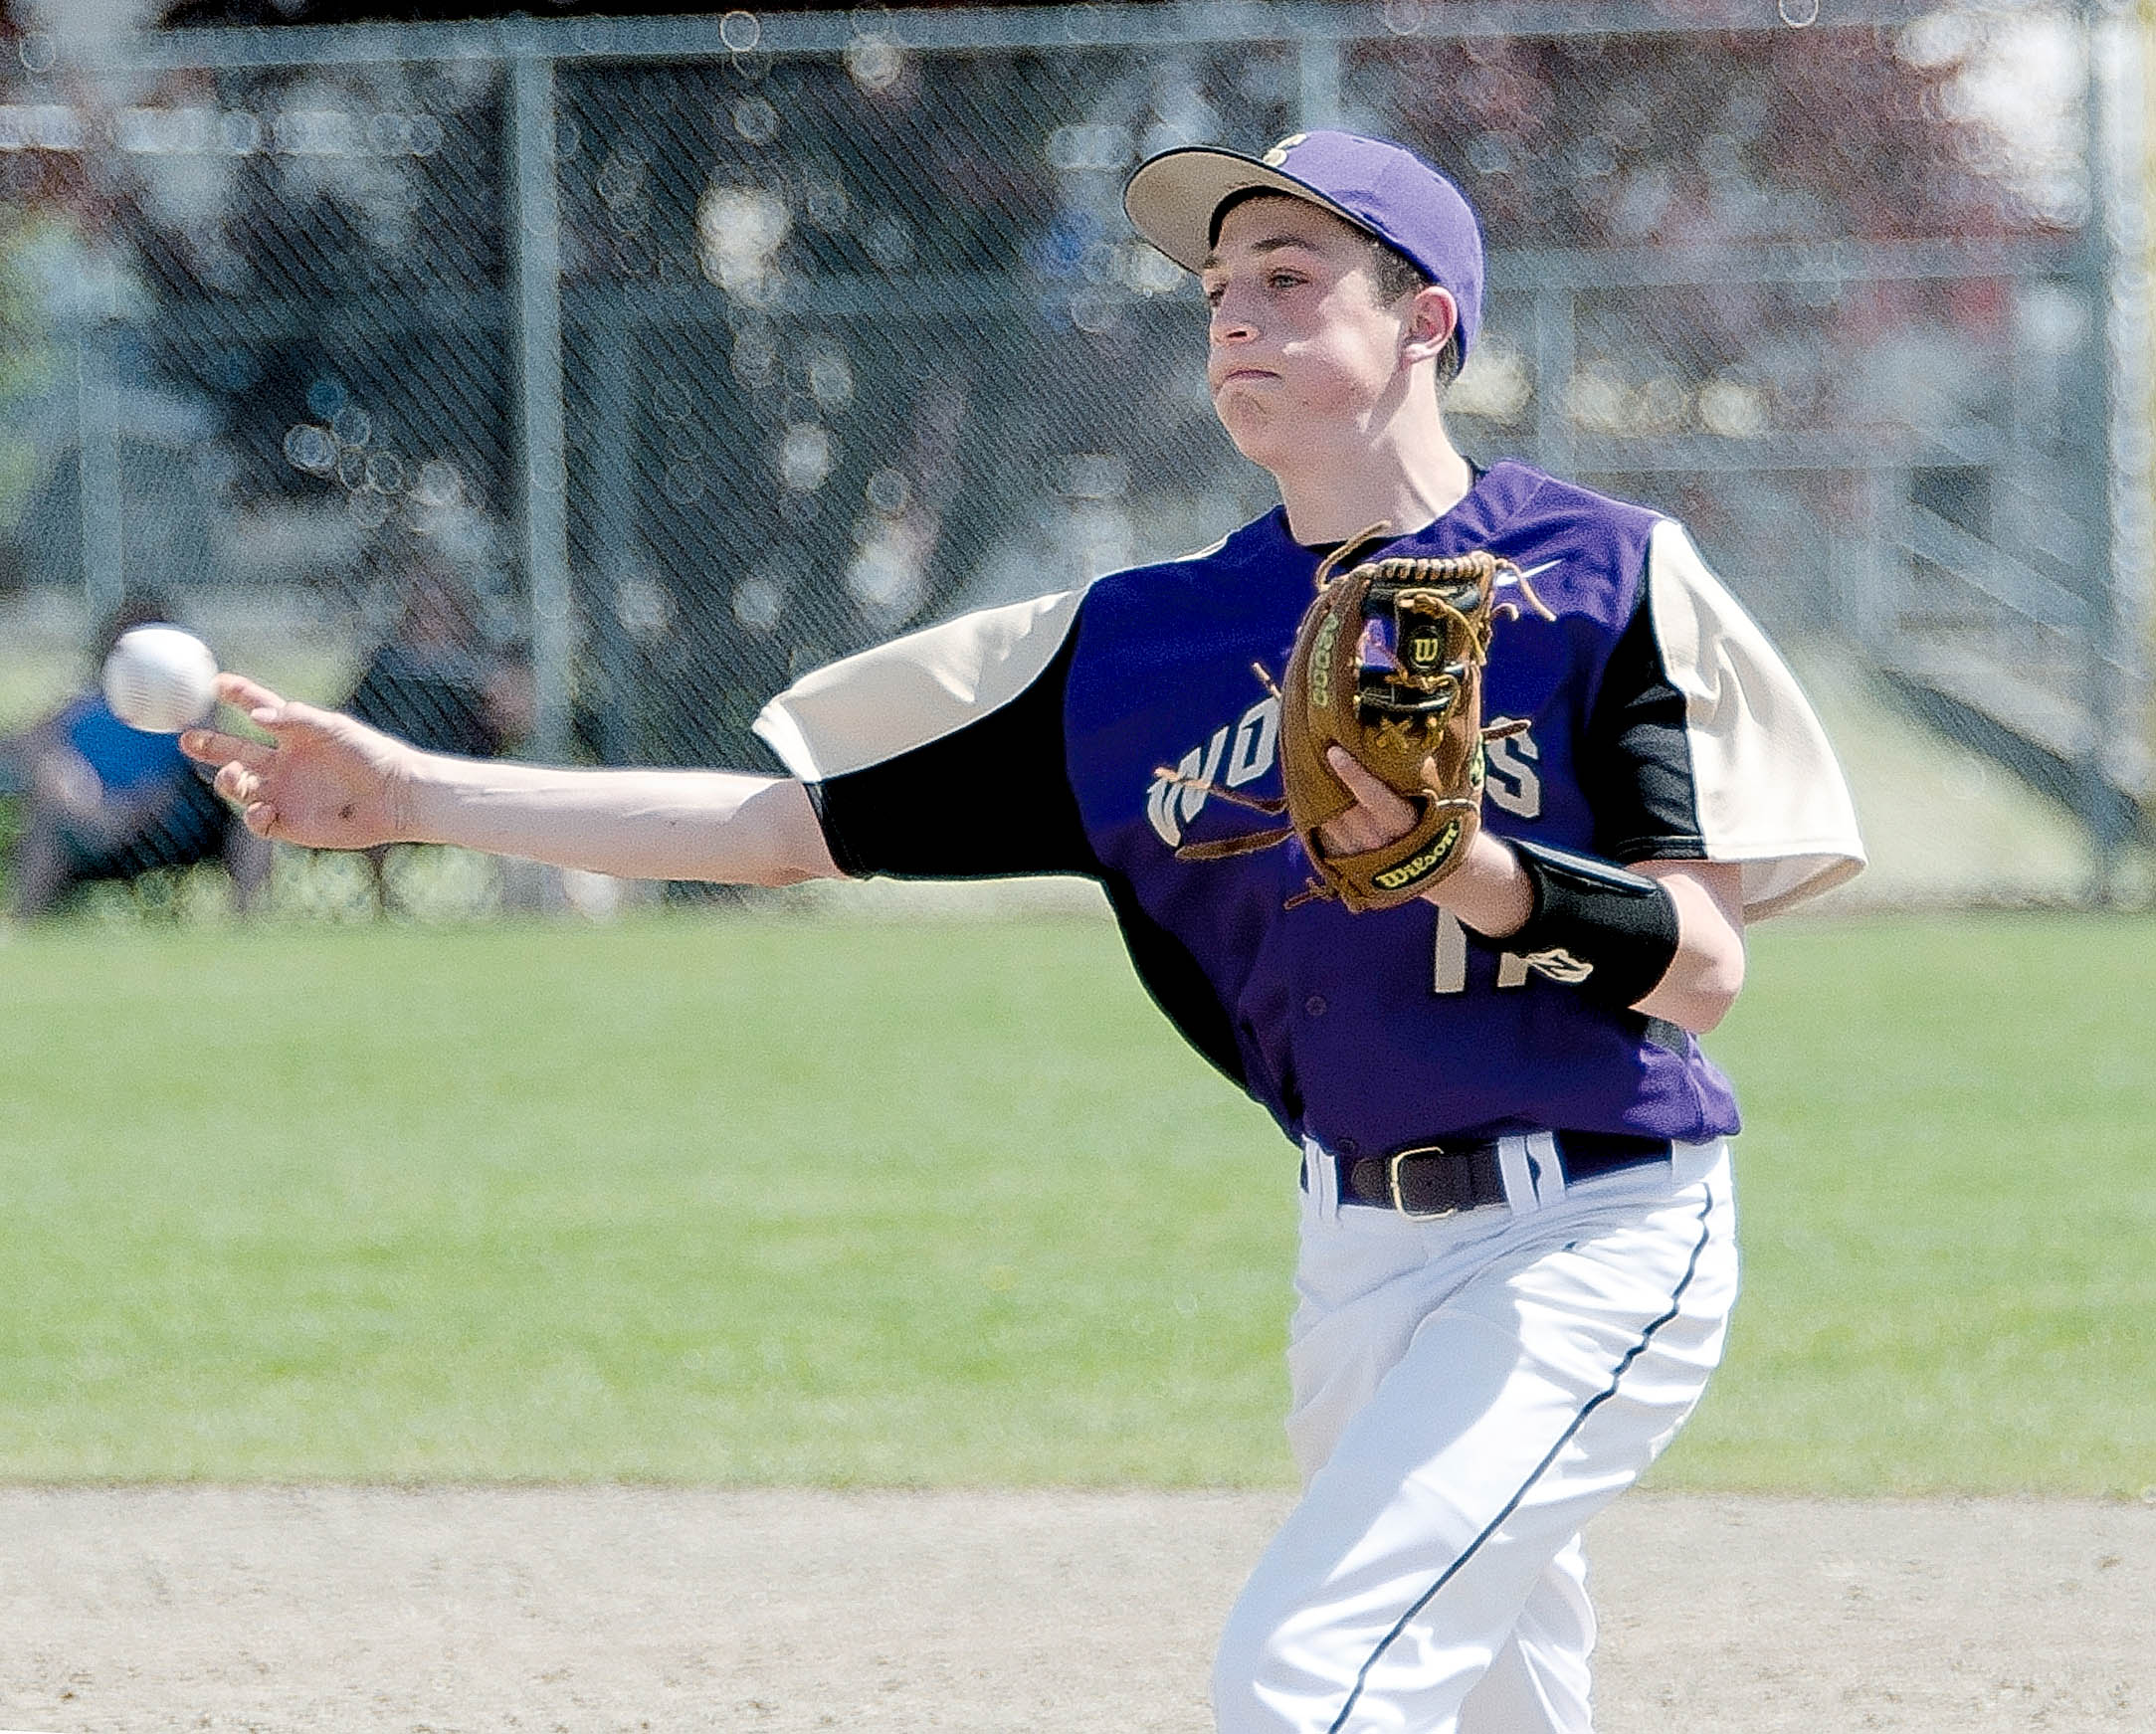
[186,130,1864,1732]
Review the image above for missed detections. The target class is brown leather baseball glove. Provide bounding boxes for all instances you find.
[1281,547,1545,911]
[1166,543,1548,913]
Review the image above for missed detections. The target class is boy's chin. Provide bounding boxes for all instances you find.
[1214,407,1299,473]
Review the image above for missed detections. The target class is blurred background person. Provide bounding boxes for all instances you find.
[348,544,529,762]
[2,592,269,920]
[343,540,531,912]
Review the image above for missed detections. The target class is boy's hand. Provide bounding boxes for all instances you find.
[181,674,421,851]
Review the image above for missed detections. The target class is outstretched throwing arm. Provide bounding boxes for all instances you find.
[181,674,841,887]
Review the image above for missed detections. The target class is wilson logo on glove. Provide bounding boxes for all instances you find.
[1370,821,1465,894]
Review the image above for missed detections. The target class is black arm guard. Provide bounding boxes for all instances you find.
[1500,839,1681,1012]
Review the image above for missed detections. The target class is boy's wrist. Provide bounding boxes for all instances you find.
[1422,829,1530,937]
[394,749,455,847]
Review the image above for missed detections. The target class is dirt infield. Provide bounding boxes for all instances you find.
[3,1488,2153,1732]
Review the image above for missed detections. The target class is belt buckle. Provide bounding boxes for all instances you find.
[1387,1143,1461,1221]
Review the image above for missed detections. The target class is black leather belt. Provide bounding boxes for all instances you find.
[1334,1131,1672,1219]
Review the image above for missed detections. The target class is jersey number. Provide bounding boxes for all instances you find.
[1435,723,1541,993]
[1433,907,1534,994]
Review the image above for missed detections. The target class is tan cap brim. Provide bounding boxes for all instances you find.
[1123,145,1380,273]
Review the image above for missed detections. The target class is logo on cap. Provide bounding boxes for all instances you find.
[1262,134,1305,166]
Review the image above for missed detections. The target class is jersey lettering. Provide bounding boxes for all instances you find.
[1225,695,1280,788]
[1183,726,1229,825]
[1483,722,1542,819]
[1146,695,1279,848]
[1144,771,1181,848]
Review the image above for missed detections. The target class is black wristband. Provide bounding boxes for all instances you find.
[1500,840,1681,1011]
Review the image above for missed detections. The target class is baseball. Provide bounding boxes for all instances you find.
[101,624,221,734]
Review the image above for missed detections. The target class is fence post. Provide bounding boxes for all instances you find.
[2076,0,2153,896]
[2095,0,2153,878]
[508,36,574,762]
[588,312,638,766]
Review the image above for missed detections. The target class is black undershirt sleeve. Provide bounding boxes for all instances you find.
[1561,579,1710,1046]
[1577,582,1708,865]
[807,630,1100,881]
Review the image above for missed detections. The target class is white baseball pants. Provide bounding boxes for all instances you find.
[1213,1138,1738,1734]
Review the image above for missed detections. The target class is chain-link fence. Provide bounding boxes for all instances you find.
[1,0,2149,911]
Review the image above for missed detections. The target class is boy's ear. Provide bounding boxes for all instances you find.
[1402,285,1459,364]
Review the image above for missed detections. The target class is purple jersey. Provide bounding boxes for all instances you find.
[754,461,1863,1159]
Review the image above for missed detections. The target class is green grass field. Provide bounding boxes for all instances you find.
[2,909,2152,1495]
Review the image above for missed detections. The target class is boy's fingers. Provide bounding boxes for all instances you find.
[215,763,264,807]
[180,729,272,770]
[1325,746,1413,818]
[214,672,289,715]
[253,697,342,737]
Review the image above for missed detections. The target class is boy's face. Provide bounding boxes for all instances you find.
[1199,195,1451,475]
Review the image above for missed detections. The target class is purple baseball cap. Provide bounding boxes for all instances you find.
[1123,129,1484,361]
